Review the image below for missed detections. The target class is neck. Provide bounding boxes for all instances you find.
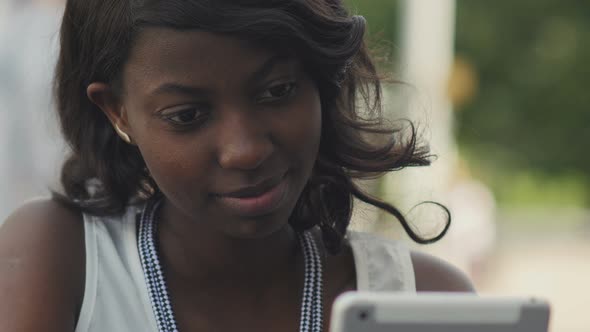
[156,200,301,291]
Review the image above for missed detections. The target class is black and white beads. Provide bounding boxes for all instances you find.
[138,199,324,332]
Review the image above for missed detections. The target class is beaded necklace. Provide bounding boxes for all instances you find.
[138,198,324,332]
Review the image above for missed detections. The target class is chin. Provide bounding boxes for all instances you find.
[216,177,304,240]
[222,210,294,240]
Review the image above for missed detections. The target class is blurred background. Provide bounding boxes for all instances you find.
[0,0,588,331]
[343,1,589,331]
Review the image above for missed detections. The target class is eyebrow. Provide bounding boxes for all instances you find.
[150,82,209,97]
[246,53,293,85]
[149,54,293,97]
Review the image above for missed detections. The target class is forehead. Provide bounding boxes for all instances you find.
[123,28,284,89]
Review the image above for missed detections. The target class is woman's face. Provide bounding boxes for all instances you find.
[112,28,322,238]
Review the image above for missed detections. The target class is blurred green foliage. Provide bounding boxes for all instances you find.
[345,0,590,207]
[344,0,400,42]
[454,2,590,206]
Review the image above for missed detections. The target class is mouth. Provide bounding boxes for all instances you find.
[212,172,289,217]
[217,173,285,199]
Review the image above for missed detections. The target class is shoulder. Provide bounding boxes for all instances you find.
[347,230,405,248]
[0,198,85,250]
[346,232,475,292]
[0,198,85,331]
[411,250,475,293]
[346,231,415,291]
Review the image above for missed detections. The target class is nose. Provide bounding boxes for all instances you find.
[216,110,274,170]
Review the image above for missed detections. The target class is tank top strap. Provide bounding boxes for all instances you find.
[76,203,157,332]
[347,231,416,292]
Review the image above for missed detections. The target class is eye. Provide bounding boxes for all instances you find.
[160,106,209,127]
[257,82,298,103]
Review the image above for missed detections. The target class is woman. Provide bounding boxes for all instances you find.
[0,0,473,331]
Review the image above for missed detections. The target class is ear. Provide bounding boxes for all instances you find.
[87,83,134,143]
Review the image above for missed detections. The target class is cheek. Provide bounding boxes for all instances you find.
[125,107,210,182]
[276,89,323,164]
[135,132,213,201]
[298,90,323,152]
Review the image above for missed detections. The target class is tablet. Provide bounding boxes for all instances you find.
[329,292,550,332]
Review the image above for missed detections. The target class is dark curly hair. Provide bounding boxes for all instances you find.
[53,0,449,254]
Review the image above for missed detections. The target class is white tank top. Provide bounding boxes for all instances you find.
[75,203,416,332]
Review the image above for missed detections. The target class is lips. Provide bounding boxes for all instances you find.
[218,174,284,199]
[212,172,289,217]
